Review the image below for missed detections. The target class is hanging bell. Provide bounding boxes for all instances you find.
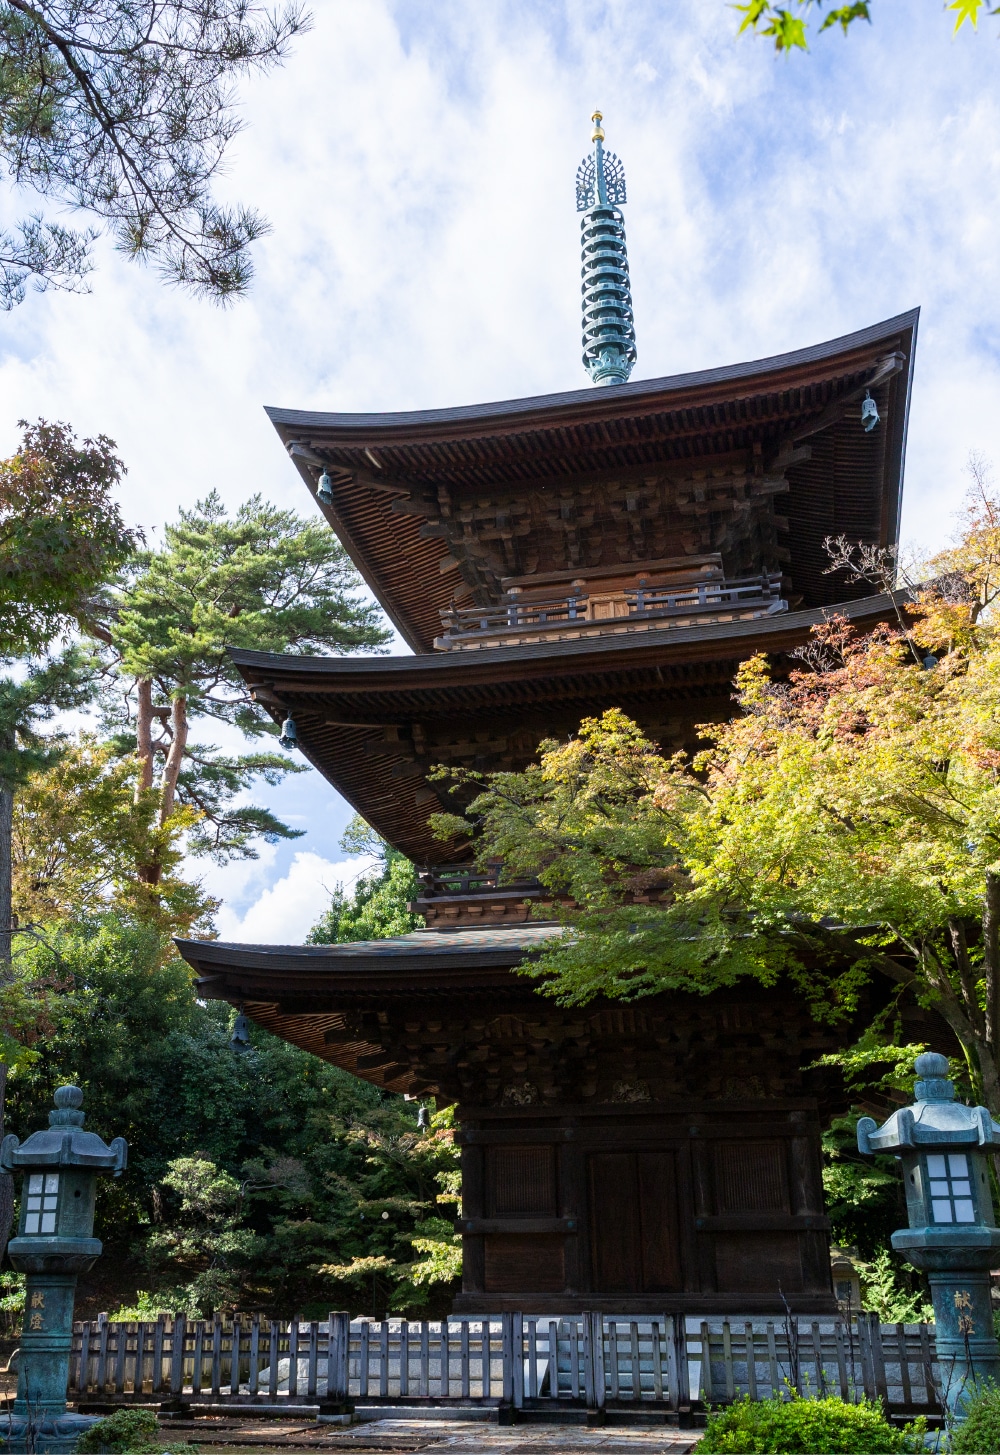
[317,470,333,505]
[860,391,880,433]
[279,715,298,750]
[230,1005,252,1052]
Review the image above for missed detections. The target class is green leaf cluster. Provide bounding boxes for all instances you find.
[734,0,991,52]
[0,420,136,658]
[0,0,308,304]
[951,1381,1000,1453]
[107,491,388,719]
[694,1393,925,1453]
[76,1408,159,1453]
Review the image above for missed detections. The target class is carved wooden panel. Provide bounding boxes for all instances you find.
[483,1234,565,1293]
[487,1146,557,1217]
[714,1140,789,1213]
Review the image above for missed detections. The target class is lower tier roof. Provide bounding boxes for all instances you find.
[231,589,903,862]
[174,926,919,1117]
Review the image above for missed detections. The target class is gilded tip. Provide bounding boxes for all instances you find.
[591,109,604,142]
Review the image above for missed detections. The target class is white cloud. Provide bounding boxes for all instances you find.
[213,852,380,946]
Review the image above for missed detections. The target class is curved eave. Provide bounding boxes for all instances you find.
[267,310,918,652]
[175,928,560,1095]
[178,926,559,980]
[266,311,918,440]
[231,591,904,861]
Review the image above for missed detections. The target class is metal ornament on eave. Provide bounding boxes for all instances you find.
[861,390,879,433]
[577,110,637,387]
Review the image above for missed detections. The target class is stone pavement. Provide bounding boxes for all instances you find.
[154,1414,701,1455]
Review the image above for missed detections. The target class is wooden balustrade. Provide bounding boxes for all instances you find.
[64,1311,940,1416]
[435,573,787,648]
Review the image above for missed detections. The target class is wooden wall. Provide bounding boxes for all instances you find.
[454,1102,834,1314]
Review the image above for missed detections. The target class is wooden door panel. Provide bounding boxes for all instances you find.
[589,1152,641,1293]
[714,1140,789,1213]
[638,1152,682,1292]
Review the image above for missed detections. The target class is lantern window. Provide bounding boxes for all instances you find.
[927,1153,975,1223]
[24,1173,59,1234]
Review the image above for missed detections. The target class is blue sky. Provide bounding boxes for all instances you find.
[2,0,999,941]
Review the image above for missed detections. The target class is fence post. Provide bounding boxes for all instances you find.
[869,1318,889,1405]
[512,1313,524,1410]
[170,1313,187,1399]
[320,1310,350,1413]
[590,1312,606,1410]
[501,1313,514,1407]
[152,1315,166,1395]
[857,1314,871,1398]
[74,1322,89,1397]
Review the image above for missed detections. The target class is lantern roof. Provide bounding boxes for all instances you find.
[858,1054,1000,1154]
[0,1086,127,1174]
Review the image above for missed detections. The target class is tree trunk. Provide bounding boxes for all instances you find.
[0,1064,14,1262]
[160,695,188,822]
[0,841,15,1255]
[135,678,154,799]
[0,766,12,970]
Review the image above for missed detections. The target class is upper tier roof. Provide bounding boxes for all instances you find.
[266,310,919,652]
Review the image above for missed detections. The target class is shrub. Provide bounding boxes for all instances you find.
[952,1382,1000,1453]
[694,1393,926,1453]
[76,1408,160,1452]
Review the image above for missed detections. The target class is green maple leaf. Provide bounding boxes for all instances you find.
[818,3,872,35]
[770,10,809,49]
[949,0,985,30]
[732,0,771,35]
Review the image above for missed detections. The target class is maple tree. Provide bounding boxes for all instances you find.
[0,420,137,960]
[11,738,207,934]
[432,482,1000,1115]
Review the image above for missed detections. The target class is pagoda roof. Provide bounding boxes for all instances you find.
[267,310,919,652]
[175,926,562,1089]
[232,589,903,862]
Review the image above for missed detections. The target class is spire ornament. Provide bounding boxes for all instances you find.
[577,111,637,387]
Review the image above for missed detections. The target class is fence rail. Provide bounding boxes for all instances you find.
[67,1312,941,1414]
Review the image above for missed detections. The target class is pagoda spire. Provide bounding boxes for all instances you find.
[576,111,637,386]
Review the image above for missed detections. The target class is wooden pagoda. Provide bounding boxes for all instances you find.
[178,307,921,1314]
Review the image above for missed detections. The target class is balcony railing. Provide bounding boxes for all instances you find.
[435,572,787,648]
[415,864,543,899]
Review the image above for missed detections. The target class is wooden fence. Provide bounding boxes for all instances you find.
[67,1311,942,1415]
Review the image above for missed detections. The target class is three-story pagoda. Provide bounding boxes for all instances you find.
[178,117,921,1315]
